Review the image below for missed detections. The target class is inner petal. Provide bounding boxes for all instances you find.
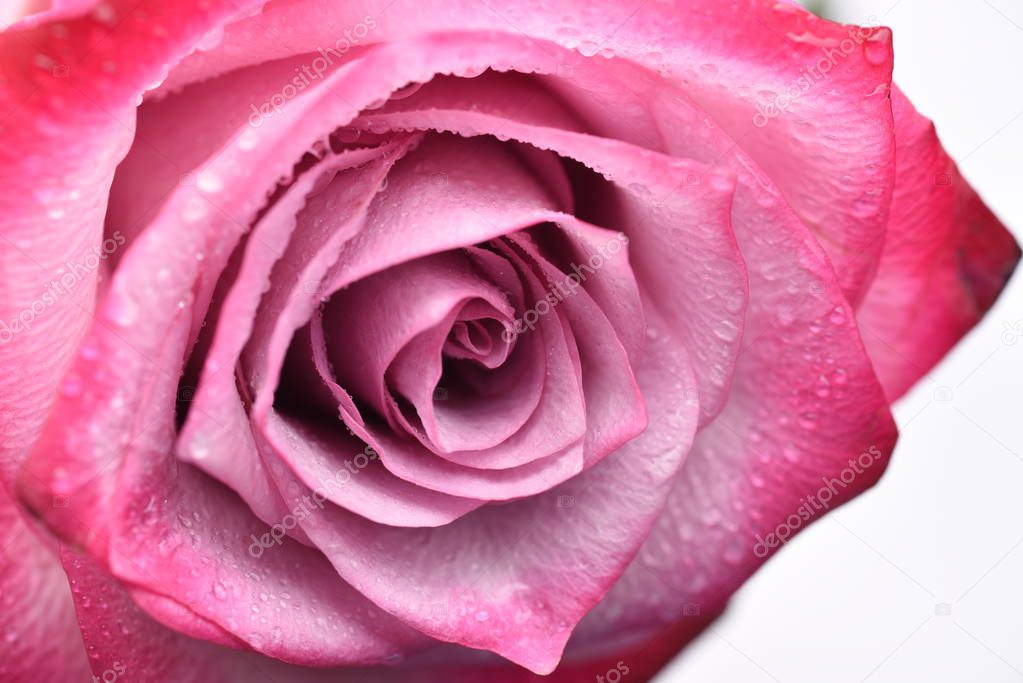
[443,311,508,368]
[323,248,535,454]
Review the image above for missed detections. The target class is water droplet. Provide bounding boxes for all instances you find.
[197,171,222,194]
[238,128,259,151]
[714,320,740,342]
[182,201,207,223]
[195,25,225,52]
[91,3,117,26]
[864,39,889,66]
[107,295,138,326]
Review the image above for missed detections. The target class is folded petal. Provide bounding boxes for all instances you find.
[176,143,400,526]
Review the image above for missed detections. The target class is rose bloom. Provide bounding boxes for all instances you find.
[0,1,1018,681]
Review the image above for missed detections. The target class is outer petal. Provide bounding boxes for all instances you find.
[14,4,442,666]
[2,1,108,28]
[0,0,262,489]
[856,88,1021,399]
[62,548,397,683]
[0,485,91,683]
[560,41,902,647]
[65,545,707,682]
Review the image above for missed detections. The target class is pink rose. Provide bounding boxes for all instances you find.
[0,1,1018,681]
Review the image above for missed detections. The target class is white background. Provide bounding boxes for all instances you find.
[658,1,1023,680]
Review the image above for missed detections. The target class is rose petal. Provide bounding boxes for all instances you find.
[321,242,524,454]
[499,232,648,468]
[564,77,902,645]
[156,0,893,304]
[64,542,703,682]
[266,311,701,673]
[177,143,401,527]
[351,68,747,424]
[344,238,588,500]
[856,88,1021,400]
[259,412,486,527]
[0,485,90,681]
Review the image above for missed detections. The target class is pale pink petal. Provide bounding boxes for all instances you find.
[320,249,523,453]
[259,410,486,527]
[351,69,746,424]
[499,234,647,468]
[266,313,701,673]
[176,143,400,527]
